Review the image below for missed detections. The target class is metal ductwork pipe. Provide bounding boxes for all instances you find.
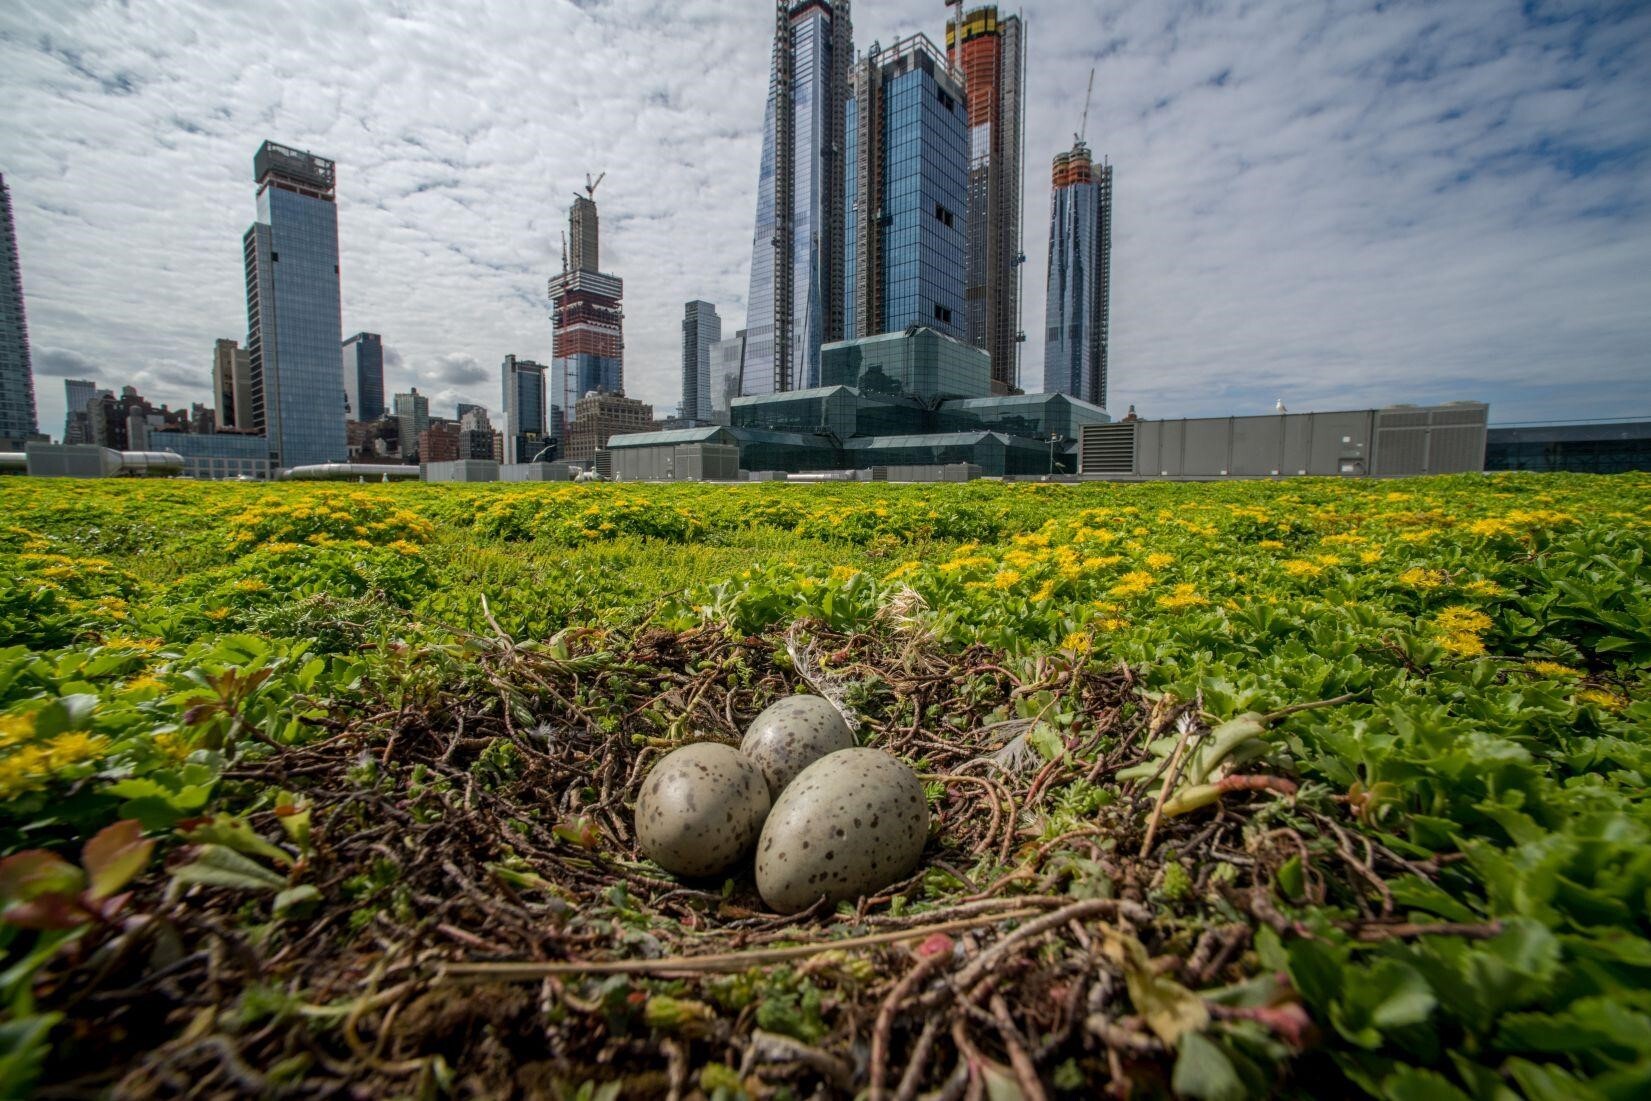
[280,463,422,482]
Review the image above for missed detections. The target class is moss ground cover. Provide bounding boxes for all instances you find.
[0,473,1648,1098]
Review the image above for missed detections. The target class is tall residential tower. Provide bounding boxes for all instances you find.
[1043,142,1112,410]
[680,301,722,423]
[845,34,969,342]
[242,141,347,468]
[213,338,254,431]
[742,0,853,396]
[0,174,39,447]
[945,6,1025,392]
[547,188,624,446]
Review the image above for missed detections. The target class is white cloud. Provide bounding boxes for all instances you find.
[3,0,1648,442]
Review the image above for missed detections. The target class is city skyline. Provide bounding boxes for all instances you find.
[3,0,1649,441]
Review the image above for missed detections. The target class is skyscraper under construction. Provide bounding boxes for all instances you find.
[547,186,624,449]
[1043,141,1112,410]
[742,0,853,396]
[945,5,1025,393]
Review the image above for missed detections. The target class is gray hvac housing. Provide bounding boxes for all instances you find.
[1079,403,1488,479]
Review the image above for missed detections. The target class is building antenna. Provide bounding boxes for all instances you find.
[1077,66,1095,146]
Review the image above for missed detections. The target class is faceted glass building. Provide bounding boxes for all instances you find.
[680,301,722,422]
[1043,142,1112,410]
[945,6,1025,392]
[707,330,748,424]
[501,355,547,464]
[819,326,992,402]
[845,35,968,342]
[743,0,853,396]
[242,142,347,469]
[343,332,385,420]
[0,174,39,446]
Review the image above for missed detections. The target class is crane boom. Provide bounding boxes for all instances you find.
[1078,67,1096,144]
[585,171,607,200]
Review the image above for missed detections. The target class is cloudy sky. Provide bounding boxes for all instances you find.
[3,0,1649,439]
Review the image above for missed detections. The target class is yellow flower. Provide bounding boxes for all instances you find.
[1282,559,1324,579]
[1061,632,1093,654]
[1464,579,1509,598]
[1360,550,1383,565]
[1435,606,1493,634]
[1576,689,1627,713]
[1438,631,1487,657]
[829,565,860,584]
[991,569,1023,591]
[235,578,269,593]
[1468,517,1518,538]
[1399,567,1449,590]
[1145,552,1175,570]
[1258,539,1285,550]
[1096,617,1131,631]
[264,541,303,554]
[1031,580,1056,602]
[102,637,163,653]
[0,712,36,749]
[1110,571,1156,598]
[1525,661,1582,679]
[1157,583,1210,610]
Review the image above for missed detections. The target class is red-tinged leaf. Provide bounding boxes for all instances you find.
[0,850,85,909]
[2,893,91,930]
[180,705,215,726]
[82,820,155,902]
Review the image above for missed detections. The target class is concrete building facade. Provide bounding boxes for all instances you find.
[548,192,624,447]
[566,392,653,464]
[213,338,255,432]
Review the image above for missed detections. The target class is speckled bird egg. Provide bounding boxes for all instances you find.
[635,742,771,879]
[739,695,857,800]
[755,748,930,914]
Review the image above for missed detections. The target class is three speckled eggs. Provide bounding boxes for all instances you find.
[633,694,930,914]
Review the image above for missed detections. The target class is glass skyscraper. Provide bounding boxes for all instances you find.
[343,332,385,421]
[680,301,722,422]
[945,6,1025,392]
[743,0,853,396]
[1043,142,1113,411]
[0,174,39,446]
[242,141,347,469]
[845,35,968,342]
[501,354,548,463]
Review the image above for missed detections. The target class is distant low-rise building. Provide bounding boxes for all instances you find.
[566,392,653,464]
[1485,420,1651,474]
[148,430,272,480]
[418,419,461,464]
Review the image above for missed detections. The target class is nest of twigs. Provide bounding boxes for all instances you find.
[26,620,1420,1099]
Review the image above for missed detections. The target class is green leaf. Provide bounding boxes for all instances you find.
[1172,1030,1246,1101]
[80,820,154,902]
[171,845,287,893]
[180,815,293,867]
[0,1012,62,1100]
[1027,721,1065,762]
[1330,960,1436,1049]
[273,885,322,920]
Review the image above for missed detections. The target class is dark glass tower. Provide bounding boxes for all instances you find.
[1043,142,1112,410]
[342,332,385,421]
[243,141,347,468]
[845,35,969,342]
[743,0,853,396]
[501,354,548,463]
[0,174,39,445]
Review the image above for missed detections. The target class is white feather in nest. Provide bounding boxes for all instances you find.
[782,624,861,736]
[988,727,1040,774]
[874,585,932,637]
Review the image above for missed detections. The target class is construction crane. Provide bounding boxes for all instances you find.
[944,0,963,61]
[1076,66,1096,147]
[585,171,606,201]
